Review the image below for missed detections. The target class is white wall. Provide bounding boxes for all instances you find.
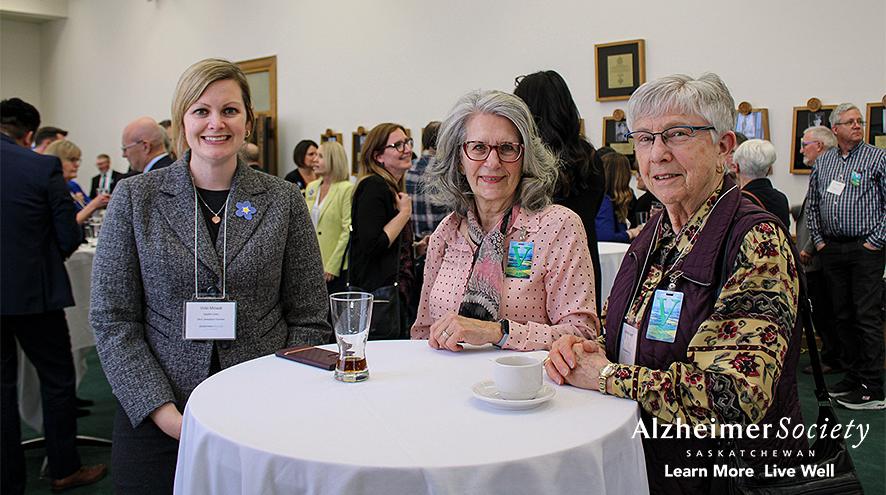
[1,18,42,108]
[8,0,886,203]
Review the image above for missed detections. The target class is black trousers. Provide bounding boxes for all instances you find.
[805,269,841,366]
[111,400,178,494]
[820,239,885,390]
[1,311,81,494]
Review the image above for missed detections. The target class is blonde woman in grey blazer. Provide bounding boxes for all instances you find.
[89,59,331,494]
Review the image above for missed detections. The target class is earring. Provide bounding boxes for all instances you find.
[716,163,724,174]
[245,130,251,139]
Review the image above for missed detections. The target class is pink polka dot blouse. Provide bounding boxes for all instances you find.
[410,204,599,350]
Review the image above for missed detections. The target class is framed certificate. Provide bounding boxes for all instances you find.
[594,39,646,102]
[790,98,835,175]
[734,102,770,141]
[320,128,342,144]
[602,109,634,165]
[352,126,368,175]
[866,99,885,149]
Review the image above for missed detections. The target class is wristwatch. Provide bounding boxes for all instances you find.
[493,319,510,348]
[599,363,618,394]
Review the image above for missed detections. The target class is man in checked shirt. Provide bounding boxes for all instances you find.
[806,102,886,410]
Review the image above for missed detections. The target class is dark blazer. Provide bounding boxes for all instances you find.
[742,178,791,230]
[284,168,310,192]
[89,170,125,198]
[1,134,81,315]
[349,174,413,293]
[90,154,331,426]
[148,153,174,172]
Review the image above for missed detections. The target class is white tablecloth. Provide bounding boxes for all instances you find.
[175,340,648,495]
[598,242,629,306]
[18,246,96,432]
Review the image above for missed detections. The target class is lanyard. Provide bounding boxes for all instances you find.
[192,185,230,299]
[626,184,738,305]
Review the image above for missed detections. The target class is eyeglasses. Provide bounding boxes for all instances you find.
[833,119,865,127]
[120,140,145,152]
[462,141,524,163]
[801,141,822,148]
[625,125,716,150]
[384,138,414,153]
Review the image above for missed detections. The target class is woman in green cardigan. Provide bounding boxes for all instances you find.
[305,141,354,294]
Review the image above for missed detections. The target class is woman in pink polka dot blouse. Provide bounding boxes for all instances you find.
[410,90,599,352]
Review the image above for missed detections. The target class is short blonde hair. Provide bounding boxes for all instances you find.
[170,58,255,157]
[320,141,350,183]
[44,139,81,162]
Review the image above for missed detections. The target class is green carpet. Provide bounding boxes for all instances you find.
[19,350,886,494]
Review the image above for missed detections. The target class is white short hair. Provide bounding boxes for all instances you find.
[802,126,837,149]
[626,73,736,142]
[733,139,776,179]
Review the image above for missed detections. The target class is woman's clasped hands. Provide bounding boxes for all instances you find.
[545,335,612,390]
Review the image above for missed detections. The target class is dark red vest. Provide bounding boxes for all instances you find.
[604,178,806,493]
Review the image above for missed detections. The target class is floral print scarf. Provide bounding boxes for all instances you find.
[458,206,515,321]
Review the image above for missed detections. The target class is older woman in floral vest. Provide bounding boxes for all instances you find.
[545,73,805,494]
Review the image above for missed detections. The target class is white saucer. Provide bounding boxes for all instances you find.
[471,380,556,410]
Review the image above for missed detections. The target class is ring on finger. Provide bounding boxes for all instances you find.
[440,331,449,340]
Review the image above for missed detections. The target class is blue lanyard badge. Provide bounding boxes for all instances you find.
[849,171,862,186]
[505,241,534,279]
[646,290,683,343]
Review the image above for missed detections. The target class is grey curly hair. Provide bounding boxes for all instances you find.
[426,89,558,216]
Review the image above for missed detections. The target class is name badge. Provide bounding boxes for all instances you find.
[646,290,683,343]
[505,241,533,279]
[849,171,862,186]
[184,300,237,340]
[826,180,846,196]
[619,322,639,365]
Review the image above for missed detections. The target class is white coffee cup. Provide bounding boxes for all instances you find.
[493,355,543,400]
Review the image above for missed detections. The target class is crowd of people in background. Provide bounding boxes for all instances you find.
[1,62,883,494]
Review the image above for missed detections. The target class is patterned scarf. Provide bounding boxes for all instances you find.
[458,206,515,321]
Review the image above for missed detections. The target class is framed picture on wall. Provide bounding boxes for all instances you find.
[734,102,770,140]
[866,99,885,149]
[237,55,277,175]
[790,99,835,174]
[321,128,342,144]
[352,126,368,175]
[602,109,635,165]
[594,39,645,101]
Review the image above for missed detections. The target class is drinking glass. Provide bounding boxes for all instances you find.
[87,217,102,247]
[330,292,373,382]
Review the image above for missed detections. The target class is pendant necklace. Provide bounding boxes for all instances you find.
[196,191,225,224]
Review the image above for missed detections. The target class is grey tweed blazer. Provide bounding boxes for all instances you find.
[90,156,331,427]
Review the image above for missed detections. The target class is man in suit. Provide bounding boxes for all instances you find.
[89,153,124,198]
[32,125,67,154]
[0,98,106,493]
[121,116,173,174]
